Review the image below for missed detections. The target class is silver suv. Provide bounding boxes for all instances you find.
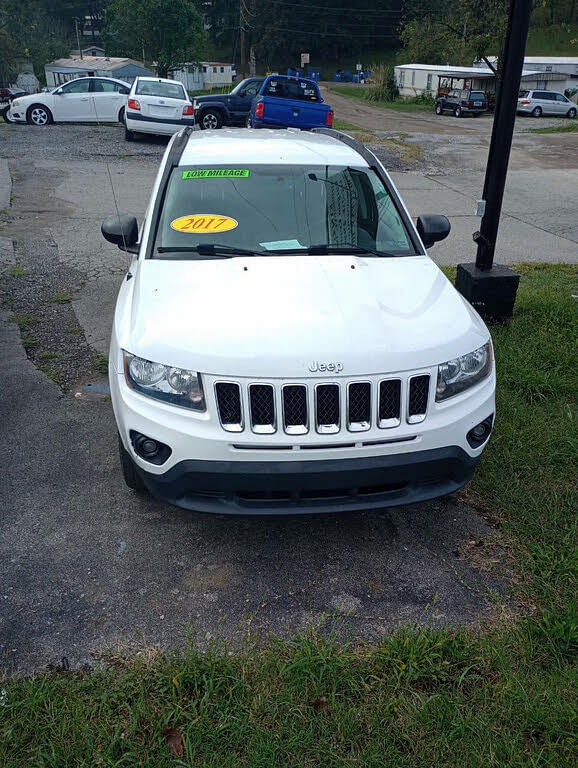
[517,89,577,118]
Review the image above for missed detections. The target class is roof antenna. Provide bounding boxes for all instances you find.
[90,86,129,253]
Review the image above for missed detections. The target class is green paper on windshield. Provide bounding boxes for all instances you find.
[182,169,250,179]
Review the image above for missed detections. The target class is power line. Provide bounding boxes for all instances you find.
[266,0,405,13]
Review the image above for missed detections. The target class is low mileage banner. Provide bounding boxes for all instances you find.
[182,169,250,179]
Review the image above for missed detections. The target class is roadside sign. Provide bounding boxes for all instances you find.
[356,63,362,71]
[301,53,310,67]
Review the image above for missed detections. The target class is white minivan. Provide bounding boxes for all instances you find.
[102,128,495,515]
[124,77,194,141]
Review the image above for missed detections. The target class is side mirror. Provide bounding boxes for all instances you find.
[416,214,451,248]
[239,88,247,97]
[54,88,63,95]
[101,214,139,252]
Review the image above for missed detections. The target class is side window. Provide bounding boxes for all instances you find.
[94,80,121,92]
[60,80,90,94]
[244,81,260,97]
[555,93,566,102]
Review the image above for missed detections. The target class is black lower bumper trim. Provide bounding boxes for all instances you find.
[126,112,195,126]
[137,446,479,515]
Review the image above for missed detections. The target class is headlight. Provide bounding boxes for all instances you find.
[123,351,205,411]
[436,341,493,402]
[11,99,20,107]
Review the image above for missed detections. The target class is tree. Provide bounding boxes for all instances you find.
[400,0,510,73]
[103,0,208,76]
[0,0,70,85]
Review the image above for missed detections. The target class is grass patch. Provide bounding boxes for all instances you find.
[8,263,28,277]
[38,350,60,362]
[333,118,362,132]
[48,290,73,304]
[37,364,65,385]
[1,265,576,766]
[95,352,109,375]
[10,314,37,329]
[329,85,434,112]
[530,122,578,134]
[20,333,38,351]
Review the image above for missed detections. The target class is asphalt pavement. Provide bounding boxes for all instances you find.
[1,113,574,675]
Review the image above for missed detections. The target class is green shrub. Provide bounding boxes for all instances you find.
[364,63,399,103]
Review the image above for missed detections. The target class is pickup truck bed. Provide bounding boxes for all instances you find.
[250,75,333,130]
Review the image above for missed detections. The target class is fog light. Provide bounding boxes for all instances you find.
[467,415,494,449]
[130,430,172,465]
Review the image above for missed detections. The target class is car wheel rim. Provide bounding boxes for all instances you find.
[203,114,218,129]
[31,108,47,125]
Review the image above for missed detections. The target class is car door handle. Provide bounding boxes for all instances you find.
[80,97,89,101]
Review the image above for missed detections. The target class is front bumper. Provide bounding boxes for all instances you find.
[111,351,495,514]
[137,446,479,515]
[6,107,25,122]
[125,113,195,135]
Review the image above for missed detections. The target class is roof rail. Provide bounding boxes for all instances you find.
[311,127,377,167]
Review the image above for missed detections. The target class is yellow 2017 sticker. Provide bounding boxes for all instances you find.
[170,214,238,234]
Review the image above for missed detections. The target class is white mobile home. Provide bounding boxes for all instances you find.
[395,63,568,100]
[169,62,234,93]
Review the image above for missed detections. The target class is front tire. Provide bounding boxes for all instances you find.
[532,106,542,118]
[27,104,52,126]
[454,106,462,118]
[118,436,147,493]
[567,107,577,119]
[118,106,125,123]
[124,126,136,141]
[435,103,443,115]
[1,106,13,123]
[199,109,222,130]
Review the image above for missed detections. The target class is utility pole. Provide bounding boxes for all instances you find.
[240,0,246,79]
[456,0,533,319]
[74,18,83,59]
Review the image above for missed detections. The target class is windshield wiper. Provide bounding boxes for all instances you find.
[156,243,266,258]
[268,243,398,257]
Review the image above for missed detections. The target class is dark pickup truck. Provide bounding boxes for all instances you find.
[193,77,264,129]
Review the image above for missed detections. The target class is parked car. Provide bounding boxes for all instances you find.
[124,77,194,141]
[435,88,487,117]
[7,77,130,125]
[0,87,28,123]
[193,77,264,129]
[517,89,576,118]
[100,127,495,515]
[248,75,333,129]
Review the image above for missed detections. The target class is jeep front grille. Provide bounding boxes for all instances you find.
[215,382,243,431]
[282,385,308,434]
[214,374,431,435]
[249,384,275,434]
[408,375,430,423]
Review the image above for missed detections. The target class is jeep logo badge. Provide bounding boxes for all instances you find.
[309,361,344,373]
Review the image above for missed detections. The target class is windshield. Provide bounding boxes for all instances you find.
[136,80,186,99]
[153,164,416,257]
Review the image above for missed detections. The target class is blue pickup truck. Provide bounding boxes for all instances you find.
[248,75,333,130]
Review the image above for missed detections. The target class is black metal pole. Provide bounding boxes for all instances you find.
[475,0,533,270]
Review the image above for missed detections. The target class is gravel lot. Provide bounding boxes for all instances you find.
[1,111,574,674]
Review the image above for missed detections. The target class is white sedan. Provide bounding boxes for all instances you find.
[8,77,130,126]
[124,77,194,141]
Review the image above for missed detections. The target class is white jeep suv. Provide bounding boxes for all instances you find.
[102,128,495,515]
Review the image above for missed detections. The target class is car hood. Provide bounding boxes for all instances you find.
[10,93,50,108]
[122,255,489,377]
